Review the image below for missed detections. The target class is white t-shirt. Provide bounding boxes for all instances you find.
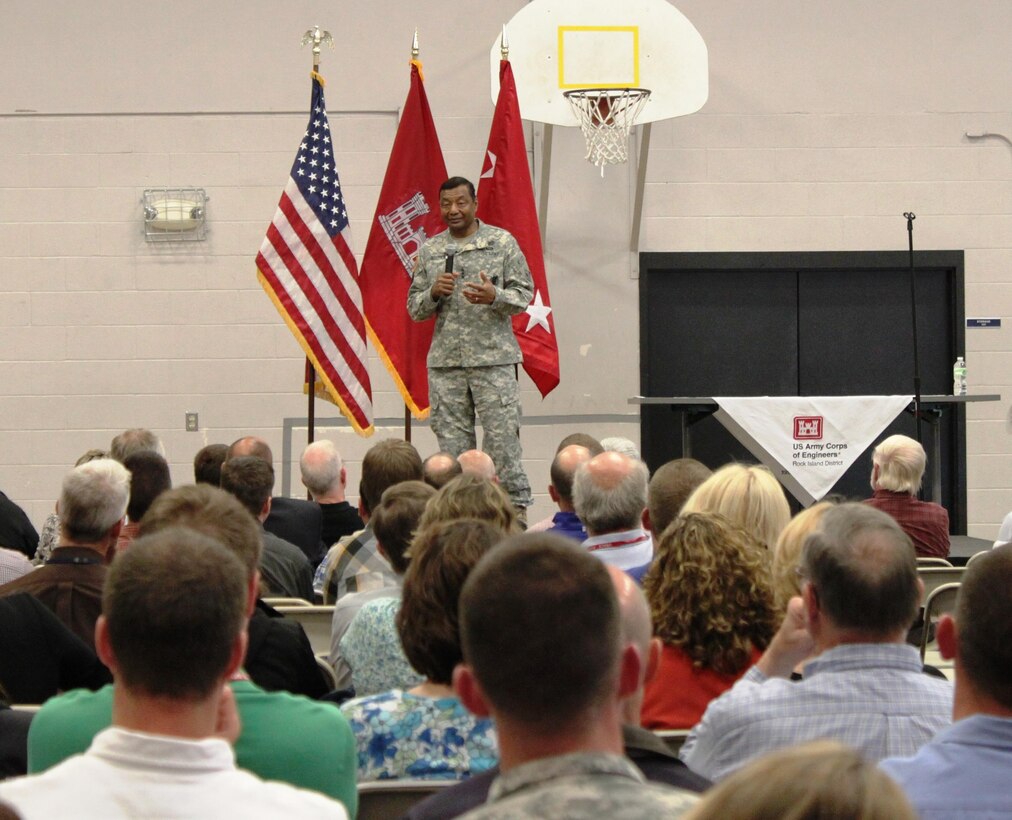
[0,726,347,820]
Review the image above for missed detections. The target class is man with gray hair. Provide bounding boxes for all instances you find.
[0,459,130,649]
[300,440,363,553]
[109,428,164,463]
[681,503,952,781]
[573,451,653,581]
[865,433,950,559]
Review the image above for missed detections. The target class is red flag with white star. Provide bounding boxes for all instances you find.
[477,60,560,398]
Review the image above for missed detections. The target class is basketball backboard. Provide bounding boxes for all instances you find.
[490,0,708,127]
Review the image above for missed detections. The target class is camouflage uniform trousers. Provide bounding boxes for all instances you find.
[429,364,532,509]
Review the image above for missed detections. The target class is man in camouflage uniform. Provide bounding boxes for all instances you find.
[453,533,698,819]
[407,176,533,512]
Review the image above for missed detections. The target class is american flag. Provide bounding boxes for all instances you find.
[256,73,373,434]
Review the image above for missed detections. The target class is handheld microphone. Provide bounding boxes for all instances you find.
[444,244,458,274]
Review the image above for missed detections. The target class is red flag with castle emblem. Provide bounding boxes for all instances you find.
[359,61,448,418]
[477,60,560,398]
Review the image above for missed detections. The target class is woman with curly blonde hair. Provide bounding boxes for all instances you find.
[641,512,778,729]
[680,463,791,550]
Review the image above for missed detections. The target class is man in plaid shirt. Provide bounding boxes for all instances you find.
[315,440,423,603]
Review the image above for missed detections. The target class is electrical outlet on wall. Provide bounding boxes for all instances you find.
[185,412,199,432]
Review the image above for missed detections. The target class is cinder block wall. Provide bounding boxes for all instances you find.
[1,1,1009,535]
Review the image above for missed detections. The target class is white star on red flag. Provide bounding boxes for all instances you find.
[524,290,552,334]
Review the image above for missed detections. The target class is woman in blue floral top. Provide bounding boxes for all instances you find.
[341,518,503,780]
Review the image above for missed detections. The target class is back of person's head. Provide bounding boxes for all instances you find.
[460,532,621,731]
[74,448,108,467]
[300,439,343,497]
[397,519,502,685]
[683,741,916,820]
[102,528,247,701]
[193,443,228,486]
[359,439,423,515]
[549,445,593,505]
[123,450,172,523]
[417,474,519,534]
[109,428,164,463]
[953,544,1012,709]
[60,459,131,543]
[647,458,712,535]
[572,451,649,534]
[370,480,436,575]
[219,456,273,518]
[681,463,790,549]
[139,484,262,580]
[600,436,641,460]
[556,432,604,456]
[772,501,835,611]
[226,436,273,464]
[645,512,777,676]
[457,450,497,481]
[872,434,926,494]
[422,452,463,490]
[801,503,919,637]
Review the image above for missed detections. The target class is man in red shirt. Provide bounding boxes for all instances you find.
[864,434,950,559]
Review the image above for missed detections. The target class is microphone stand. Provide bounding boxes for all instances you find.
[904,212,922,448]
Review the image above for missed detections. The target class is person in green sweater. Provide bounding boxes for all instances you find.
[27,485,357,816]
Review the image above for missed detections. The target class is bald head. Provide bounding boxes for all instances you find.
[423,452,463,489]
[572,452,649,536]
[549,445,593,510]
[300,439,345,500]
[458,450,497,482]
[228,436,273,465]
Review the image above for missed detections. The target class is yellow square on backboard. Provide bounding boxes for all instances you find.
[558,26,640,89]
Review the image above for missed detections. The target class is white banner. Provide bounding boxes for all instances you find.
[713,396,912,505]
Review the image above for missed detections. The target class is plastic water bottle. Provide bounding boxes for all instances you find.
[953,357,967,396]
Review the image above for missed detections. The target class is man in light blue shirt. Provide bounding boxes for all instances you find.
[681,503,952,781]
[881,544,1012,818]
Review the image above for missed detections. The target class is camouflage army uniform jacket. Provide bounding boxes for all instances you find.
[461,752,698,819]
[406,222,533,369]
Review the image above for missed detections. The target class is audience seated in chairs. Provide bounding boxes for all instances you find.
[340,519,501,781]
[25,485,355,813]
[0,528,348,818]
[641,513,777,730]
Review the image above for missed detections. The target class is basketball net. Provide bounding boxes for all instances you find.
[564,88,651,172]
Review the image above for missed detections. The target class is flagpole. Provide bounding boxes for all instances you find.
[300,26,335,448]
[401,28,423,446]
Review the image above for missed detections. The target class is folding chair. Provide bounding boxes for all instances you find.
[920,582,961,663]
[654,729,691,755]
[916,557,953,568]
[918,567,965,601]
[262,597,313,608]
[273,605,335,655]
[357,780,455,820]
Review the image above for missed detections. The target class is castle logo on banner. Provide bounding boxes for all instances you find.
[378,192,431,276]
[713,396,912,505]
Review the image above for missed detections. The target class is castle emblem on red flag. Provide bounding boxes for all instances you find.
[794,416,824,440]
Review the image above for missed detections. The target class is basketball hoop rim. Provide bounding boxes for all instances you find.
[562,87,651,100]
